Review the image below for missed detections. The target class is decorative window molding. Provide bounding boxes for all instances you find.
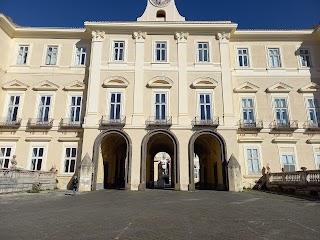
[147,76,173,88]
[63,80,85,91]
[266,82,293,93]
[33,80,59,91]
[191,77,218,89]
[2,80,29,91]
[102,76,129,88]
[298,83,320,93]
[234,82,259,93]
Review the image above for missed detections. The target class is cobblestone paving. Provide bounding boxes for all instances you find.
[0,190,320,240]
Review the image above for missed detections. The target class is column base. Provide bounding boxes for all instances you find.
[138,183,146,191]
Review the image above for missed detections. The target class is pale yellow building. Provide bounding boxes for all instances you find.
[0,0,319,191]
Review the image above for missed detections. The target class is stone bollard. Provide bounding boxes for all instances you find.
[78,153,94,192]
[228,154,243,192]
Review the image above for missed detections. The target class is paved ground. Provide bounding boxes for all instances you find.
[0,190,320,240]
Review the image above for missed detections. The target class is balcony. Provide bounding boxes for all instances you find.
[270,120,298,131]
[145,116,172,127]
[27,118,53,129]
[238,120,263,131]
[100,116,126,128]
[0,118,21,129]
[59,118,82,129]
[303,121,320,131]
[192,117,219,128]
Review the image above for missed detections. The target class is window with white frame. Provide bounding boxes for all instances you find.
[110,93,122,120]
[242,98,255,123]
[64,147,77,173]
[7,95,20,122]
[155,93,167,120]
[197,42,209,62]
[274,98,289,125]
[316,154,320,169]
[155,42,167,62]
[246,148,261,174]
[299,49,311,67]
[45,46,58,65]
[237,48,249,67]
[16,45,29,65]
[75,47,86,65]
[307,98,320,127]
[38,96,52,122]
[268,48,282,68]
[0,147,12,168]
[113,41,125,61]
[199,93,212,121]
[281,154,296,172]
[30,147,44,171]
[69,96,82,123]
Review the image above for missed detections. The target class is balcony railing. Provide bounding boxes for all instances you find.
[0,118,21,128]
[270,120,298,131]
[100,116,126,127]
[238,120,263,130]
[192,117,219,127]
[27,118,53,129]
[146,116,172,127]
[59,118,82,129]
[303,120,320,131]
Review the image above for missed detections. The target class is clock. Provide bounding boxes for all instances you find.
[150,0,172,8]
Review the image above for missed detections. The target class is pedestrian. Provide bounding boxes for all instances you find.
[72,176,79,196]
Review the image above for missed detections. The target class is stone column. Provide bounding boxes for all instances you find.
[228,154,243,192]
[175,32,189,126]
[79,153,94,192]
[132,31,147,125]
[216,32,235,126]
[84,30,105,126]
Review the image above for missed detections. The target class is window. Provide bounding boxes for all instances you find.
[274,98,288,125]
[16,45,29,65]
[110,93,122,120]
[268,48,281,68]
[281,154,296,172]
[155,93,167,120]
[316,154,320,169]
[199,94,211,120]
[38,96,51,122]
[0,147,12,168]
[155,42,167,62]
[7,96,20,122]
[307,99,320,127]
[45,46,58,65]
[246,148,261,174]
[299,49,311,67]
[113,41,125,61]
[237,48,249,67]
[75,47,86,65]
[70,96,82,123]
[30,147,44,171]
[198,42,209,62]
[242,98,255,123]
[64,147,77,173]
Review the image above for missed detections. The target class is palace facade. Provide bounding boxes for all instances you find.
[0,0,319,191]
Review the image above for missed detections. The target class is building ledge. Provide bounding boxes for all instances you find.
[58,137,81,142]
[25,136,52,142]
[0,135,20,142]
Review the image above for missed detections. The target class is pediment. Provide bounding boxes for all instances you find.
[191,77,218,89]
[298,82,320,93]
[234,82,259,93]
[63,80,85,91]
[2,80,29,90]
[103,76,129,88]
[266,82,293,93]
[147,76,173,88]
[33,80,59,91]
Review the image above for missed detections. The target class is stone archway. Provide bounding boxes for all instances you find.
[139,129,180,190]
[188,130,228,191]
[92,130,132,191]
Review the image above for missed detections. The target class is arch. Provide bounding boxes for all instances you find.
[191,77,218,89]
[156,10,166,20]
[188,130,228,191]
[139,129,180,190]
[102,76,129,88]
[92,129,132,190]
[147,76,173,88]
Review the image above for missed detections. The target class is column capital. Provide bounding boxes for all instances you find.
[132,31,147,42]
[216,32,231,43]
[175,32,189,43]
[92,30,105,42]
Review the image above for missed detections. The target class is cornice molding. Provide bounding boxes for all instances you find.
[234,82,259,93]
[266,82,293,93]
[147,76,173,88]
[63,80,85,91]
[103,76,129,88]
[2,79,29,91]
[191,77,218,89]
[298,82,320,93]
[33,80,59,91]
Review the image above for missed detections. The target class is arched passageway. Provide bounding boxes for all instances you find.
[189,130,228,191]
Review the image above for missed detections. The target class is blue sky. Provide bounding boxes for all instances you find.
[0,0,319,29]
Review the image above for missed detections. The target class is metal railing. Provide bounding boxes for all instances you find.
[0,118,21,128]
[100,116,126,127]
[145,116,172,126]
[27,118,53,129]
[303,120,320,131]
[191,116,219,127]
[270,120,298,130]
[238,120,263,130]
[59,118,82,129]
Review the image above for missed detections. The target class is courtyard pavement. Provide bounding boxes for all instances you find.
[0,189,320,240]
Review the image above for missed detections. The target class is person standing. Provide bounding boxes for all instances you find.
[72,176,79,196]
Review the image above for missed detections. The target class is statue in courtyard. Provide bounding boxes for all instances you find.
[10,155,17,169]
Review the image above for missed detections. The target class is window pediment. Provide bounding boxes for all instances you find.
[33,80,59,91]
[2,80,29,91]
[298,82,320,93]
[234,82,259,93]
[103,76,129,88]
[63,80,85,91]
[147,76,173,88]
[191,77,218,89]
[266,82,292,93]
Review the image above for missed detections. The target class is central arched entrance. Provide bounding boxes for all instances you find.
[189,130,228,191]
[140,130,179,190]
